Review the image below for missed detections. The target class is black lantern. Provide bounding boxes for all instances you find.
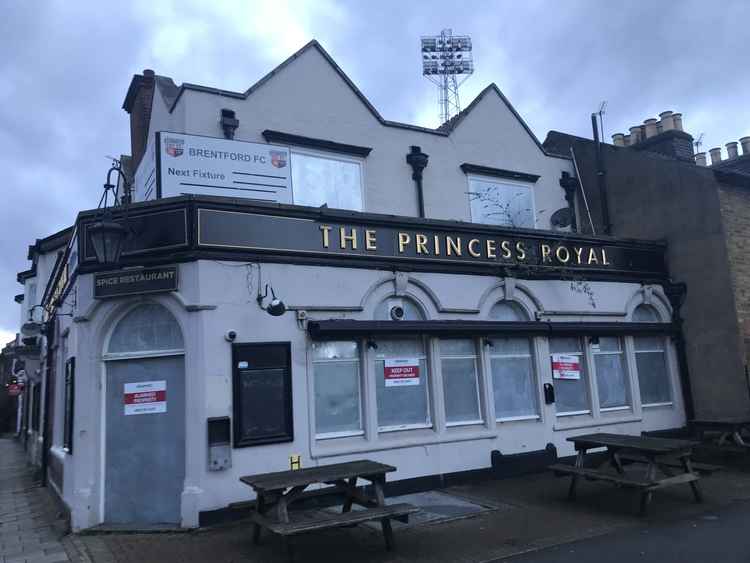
[88,213,127,266]
[257,284,287,317]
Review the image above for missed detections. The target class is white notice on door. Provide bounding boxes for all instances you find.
[124,380,167,415]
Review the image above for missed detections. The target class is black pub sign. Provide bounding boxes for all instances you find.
[94,266,178,299]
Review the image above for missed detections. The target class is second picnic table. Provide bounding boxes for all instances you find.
[240,459,418,558]
[549,432,712,515]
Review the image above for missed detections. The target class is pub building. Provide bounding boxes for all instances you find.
[20,41,687,530]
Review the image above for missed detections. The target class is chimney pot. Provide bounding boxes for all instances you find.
[740,136,750,155]
[695,152,707,166]
[629,126,642,143]
[644,118,658,138]
[727,142,739,159]
[659,110,675,132]
[623,134,631,146]
[612,133,625,146]
[709,147,722,165]
[672,113,683,131]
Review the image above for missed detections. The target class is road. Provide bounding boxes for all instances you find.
[503,500,750,563]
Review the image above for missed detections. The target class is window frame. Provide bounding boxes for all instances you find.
[550,336,592,417]
[373,336,432,433]
[634,334,673,408]
[488,336,540,422]
[312,341,365,440]
[466,173,536,228]
[289,146,366,212]
[590,336,632,413]
[438,338,484,428]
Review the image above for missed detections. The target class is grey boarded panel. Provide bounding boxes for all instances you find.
[105,356,185,525]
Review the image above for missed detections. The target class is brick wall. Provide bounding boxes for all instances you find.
[718,182,750,366]
[129,70,155,170]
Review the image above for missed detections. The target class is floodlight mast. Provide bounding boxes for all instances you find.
[421,29,474,125]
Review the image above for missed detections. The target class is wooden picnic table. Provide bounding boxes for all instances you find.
[240,459,418,560]
[549,432,707,515]
[691,418,750,448]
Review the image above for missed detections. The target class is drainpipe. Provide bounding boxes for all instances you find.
[40,316,55,486]
[591,114,612,235]
[406,146,429,218]
[665,282,695,421]
[558,171,579,232]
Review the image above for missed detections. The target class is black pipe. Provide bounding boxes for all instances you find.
[591,114,612,235]
[665,282,695,420]
[406,146,429,218]
[39,316,55,486]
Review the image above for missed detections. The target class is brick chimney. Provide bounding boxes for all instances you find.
[122,69,156,171]
[611,110,694,162]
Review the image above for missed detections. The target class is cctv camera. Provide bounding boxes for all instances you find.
[224,330,237,342]
[390,305,405,321]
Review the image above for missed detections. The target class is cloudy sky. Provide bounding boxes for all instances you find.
[1,0,748,340]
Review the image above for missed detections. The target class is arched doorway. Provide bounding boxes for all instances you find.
[103,303,185,525]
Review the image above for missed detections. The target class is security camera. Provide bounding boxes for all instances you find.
[224,330,237,342]
[390,305,405,321]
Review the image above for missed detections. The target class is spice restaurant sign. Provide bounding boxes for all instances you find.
[197,208,667,277]
[94,266,178,299]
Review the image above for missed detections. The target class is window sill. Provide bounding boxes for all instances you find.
[553,414,643,432]
[311,426,497,459]
[556,410,592,417]
[496,414,541,423]
[446,420,484,428]
[643,402,674,409]
[316,430,365,441]
[600,406,631,412]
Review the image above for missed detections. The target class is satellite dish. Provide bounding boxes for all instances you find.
[550,208,573,230]
[21,322,42,337]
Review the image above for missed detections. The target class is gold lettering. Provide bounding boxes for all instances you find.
[319,225,332,248]
[588,247,599,264]
[398,232,411,253]
[340,227,358,250]
[468,238,481,257]
[447,236,462,256]
[574,247,584,264]
[556,245,571,263]
[433,235,441,256]
[516,241,527,261]
[415,234,429,254]
[486,239,497,259]
[500,240,512,258]
[365,229,377,251]
[541,244,552,263]
[601,248,610,265]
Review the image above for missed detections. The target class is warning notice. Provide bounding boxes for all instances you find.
[551,354,581,380]
[384,358,420,387]
[124,380,167,415]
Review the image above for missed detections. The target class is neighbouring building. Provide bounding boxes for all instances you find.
[544,115,750,421]
[16,41,687,530]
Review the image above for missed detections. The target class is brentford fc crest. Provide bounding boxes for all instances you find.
[165,137,184,157]
[270,150,287,169]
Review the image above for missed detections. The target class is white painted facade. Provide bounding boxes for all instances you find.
[23,41,686,530]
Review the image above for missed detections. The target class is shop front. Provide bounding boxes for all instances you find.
[48,195,686,530]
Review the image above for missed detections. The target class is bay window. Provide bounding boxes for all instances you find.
[291,150,363,211]
[550,337,590,416]
[375,338,431,431]
[633,305,672,406]
[592,337,630,411]
[439,339,482,425]
[312,341,363,438]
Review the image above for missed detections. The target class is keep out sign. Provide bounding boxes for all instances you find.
[384,358,420,387]
[124,380,167,415]
[551,354,581,380]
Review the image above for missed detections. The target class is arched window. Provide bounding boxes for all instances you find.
[108,304,184,355]
[487,301,538,420]
[489,300,529,321]
[632,304,662,322]
[373,297,425,321]
[632,304,671,405]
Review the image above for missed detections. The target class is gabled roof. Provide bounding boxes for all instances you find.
[144,39,568,158]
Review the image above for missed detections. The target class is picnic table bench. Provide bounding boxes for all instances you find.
[549,433,706,515]
[240,459,419,560]
[691,418,750,448]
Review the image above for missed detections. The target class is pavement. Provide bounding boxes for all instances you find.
[3,434,750,563]
[0,436,71,563]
